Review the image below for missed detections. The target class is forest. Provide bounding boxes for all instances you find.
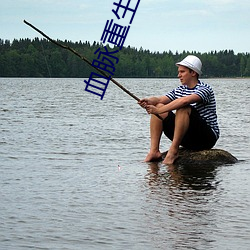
[0,38,250,78]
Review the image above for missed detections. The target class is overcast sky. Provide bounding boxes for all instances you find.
[1,0,249,53]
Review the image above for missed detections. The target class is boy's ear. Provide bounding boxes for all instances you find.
[191,70,198,78]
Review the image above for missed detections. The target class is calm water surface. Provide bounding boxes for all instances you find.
[0,78,250,250]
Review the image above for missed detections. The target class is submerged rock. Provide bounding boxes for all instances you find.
[162,148,238,166]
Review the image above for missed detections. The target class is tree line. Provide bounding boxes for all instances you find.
[0,38,250,78]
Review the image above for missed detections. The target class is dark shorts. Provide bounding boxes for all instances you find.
[163,107,217,150]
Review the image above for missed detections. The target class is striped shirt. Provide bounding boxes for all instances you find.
[166,80,220,139]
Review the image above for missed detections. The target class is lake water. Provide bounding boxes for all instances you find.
[0,78,250,250]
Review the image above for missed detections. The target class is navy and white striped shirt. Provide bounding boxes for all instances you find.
[166,80,220,139]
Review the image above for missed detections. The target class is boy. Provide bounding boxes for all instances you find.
[139,55,219,164]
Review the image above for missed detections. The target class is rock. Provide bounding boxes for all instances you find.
[161,148,238,166]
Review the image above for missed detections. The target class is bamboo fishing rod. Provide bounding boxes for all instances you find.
[23,20,163,120]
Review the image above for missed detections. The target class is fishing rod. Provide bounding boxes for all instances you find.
[23,20,163,120]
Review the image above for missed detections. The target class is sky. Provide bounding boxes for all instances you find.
[1,0,250,53]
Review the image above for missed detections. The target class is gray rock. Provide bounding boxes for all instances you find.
[161,148,238,166]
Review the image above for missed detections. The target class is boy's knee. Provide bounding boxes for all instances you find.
[155,103,164,108]
[176,106,192,116]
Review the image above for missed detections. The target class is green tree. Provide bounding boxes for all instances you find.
[244,56,250,76]
[0,38,249,78]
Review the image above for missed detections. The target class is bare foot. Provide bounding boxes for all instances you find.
[144,151,162,162]
[163,150,179,165]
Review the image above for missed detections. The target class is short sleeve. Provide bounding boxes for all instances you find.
[166,86,183,101]
[166,90,176,101]
[195,86,212,104]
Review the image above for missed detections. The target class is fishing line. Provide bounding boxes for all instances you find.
[40,40,52,77]
[23,19,163,120]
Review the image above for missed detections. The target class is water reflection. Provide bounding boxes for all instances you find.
[144,162,221,249]
[147,162,219,191]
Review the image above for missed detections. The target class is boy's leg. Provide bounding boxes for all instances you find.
[180,107,217,150]
[144,104,169,162]
[163,106,191,164]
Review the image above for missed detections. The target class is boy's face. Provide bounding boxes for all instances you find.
[177,66,197,85]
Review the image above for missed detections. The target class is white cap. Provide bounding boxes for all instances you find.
[176,55,202,75]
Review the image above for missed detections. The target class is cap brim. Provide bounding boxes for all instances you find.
[176,62,202,75]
